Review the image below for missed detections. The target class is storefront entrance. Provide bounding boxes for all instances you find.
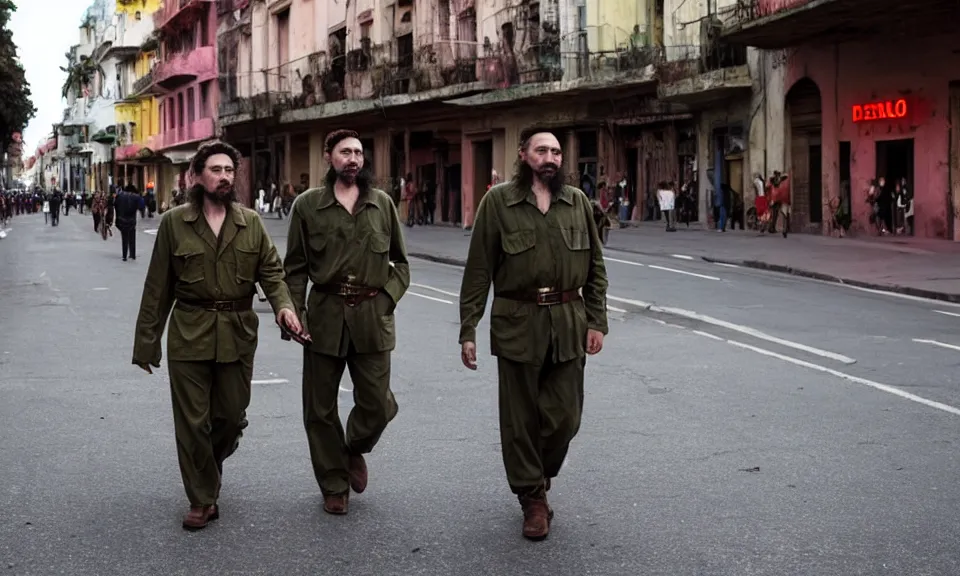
[786,78,823,231]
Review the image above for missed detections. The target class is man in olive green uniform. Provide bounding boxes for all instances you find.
[133,141,305,531]
[459,128,609,541]
[284,130,409,515]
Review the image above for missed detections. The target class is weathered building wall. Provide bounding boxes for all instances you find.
[587,0,643,53]
[784,33,958,238]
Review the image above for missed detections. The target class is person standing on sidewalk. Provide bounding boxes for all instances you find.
[458,127,609,541]
[767,171,791,237]
[132,140,305,531]
[114,185,143,261]
[284,129,410,516]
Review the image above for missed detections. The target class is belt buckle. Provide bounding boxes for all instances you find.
[339,284,362,297]
[536,288,560,306]
[214,301,233,312]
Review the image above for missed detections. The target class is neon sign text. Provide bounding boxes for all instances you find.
[852,99,908,123]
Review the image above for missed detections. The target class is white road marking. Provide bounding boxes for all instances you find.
[605,257,645,267]
[672,254,694,260]
[410,282,459,298]
[692,330,723,341]
[648,264,720,281]
[607,305,628,313]
[407,291,454,305]
[606,294,857,365]
[339,386,353,393]
[143,229,158,235]
[842,284,960,308]
[92,287,109,291]
[252,379,289,385]
[913,338,960,353]
[715,262,740,268]
[934,310,960,318]
[723,338,960,417]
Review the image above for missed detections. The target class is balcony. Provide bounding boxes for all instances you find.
[155,0,213,31]
[153,46,216,90]
[722,0,960,49]
[657,45,752,107]
[157,117,215,151]
[132,70,156,96]
[114,143,143,162]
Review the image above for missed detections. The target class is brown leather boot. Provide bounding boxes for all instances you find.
[323,492,349,515]
[181,505,219,531]
[349,455,368,494]
[520,496,551,541]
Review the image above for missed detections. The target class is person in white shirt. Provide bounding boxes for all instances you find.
[656,181,676,232]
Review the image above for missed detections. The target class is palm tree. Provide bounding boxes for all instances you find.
[60,55,105,99]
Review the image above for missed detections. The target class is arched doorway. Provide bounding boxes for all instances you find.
[785,78,823,231]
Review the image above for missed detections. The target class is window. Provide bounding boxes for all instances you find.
[187,87,196,123]
[200,81,212,118]
[177,92,184,128]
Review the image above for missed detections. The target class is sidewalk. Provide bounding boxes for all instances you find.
[402,222,960,302]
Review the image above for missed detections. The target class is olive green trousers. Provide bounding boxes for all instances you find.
[168,357,253,507]
[497,353,585,498]
[302,348,398,495]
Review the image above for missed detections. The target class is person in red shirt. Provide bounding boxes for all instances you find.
[766,171,790,238]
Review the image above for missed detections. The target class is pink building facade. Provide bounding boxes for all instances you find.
[782,32,960,239]
[154,0,218,163]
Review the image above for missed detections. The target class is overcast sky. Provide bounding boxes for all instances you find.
[12,0,89,156]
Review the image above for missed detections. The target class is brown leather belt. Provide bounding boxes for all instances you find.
[176,296,254,312]
[313,283,379,307]
[496,288,581,306]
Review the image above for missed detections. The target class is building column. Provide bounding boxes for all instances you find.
[403,128,411,179]
[564,130,577,184]
[461,133,475,228]
[283,133,293,186]
[374,129,391,189]
[308,131,326,188]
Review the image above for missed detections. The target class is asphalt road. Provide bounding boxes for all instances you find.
[1,210,959,576]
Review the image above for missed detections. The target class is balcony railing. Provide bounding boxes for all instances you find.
[154,0,213,31]
[154,46,216,90]
[132,70,154,95]
[722,0,960,49]
[157,117,215,150]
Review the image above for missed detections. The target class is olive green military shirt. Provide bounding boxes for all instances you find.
[132,203,294,365]
[284,186,410,357]
[459,182,609,365]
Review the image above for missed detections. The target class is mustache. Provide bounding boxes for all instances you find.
[538,163,560,172]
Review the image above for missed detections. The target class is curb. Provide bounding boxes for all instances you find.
[408,252,467,268]
[701,257,960,304]
[408,248,960,305]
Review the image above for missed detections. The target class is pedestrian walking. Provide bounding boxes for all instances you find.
[114,185,143,261]
[48,190,62,226]
[131,141,305,531]
[458,127,609,541]
[283,129,410,516]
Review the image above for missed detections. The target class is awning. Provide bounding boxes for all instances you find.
[163,150,197,165]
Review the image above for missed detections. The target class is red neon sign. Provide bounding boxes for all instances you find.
[852,99,908,123]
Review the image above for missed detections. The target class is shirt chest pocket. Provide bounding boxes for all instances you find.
[367,231,390,255]
[501,229,537,258]
[560,228,590,252]
[234,245,260,283]
[173,245,205,285]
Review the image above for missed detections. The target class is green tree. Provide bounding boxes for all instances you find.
[0,1,35,150]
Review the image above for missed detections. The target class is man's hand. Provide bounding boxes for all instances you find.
[136,362,153,374]
[277,308,311,342]
[461,341,478,370]
[586,329,604,355]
